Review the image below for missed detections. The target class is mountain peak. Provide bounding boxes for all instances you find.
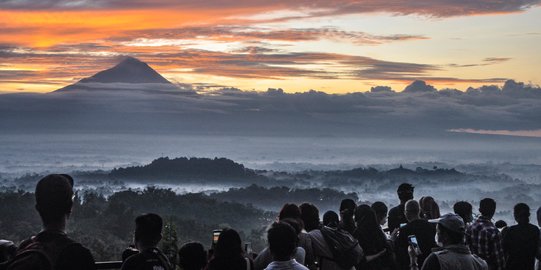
[79,56,171,84]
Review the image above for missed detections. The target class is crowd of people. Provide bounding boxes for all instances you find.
[0,174,540,270]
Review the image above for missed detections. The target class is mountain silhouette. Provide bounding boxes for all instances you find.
[54,56,181,93]
[81,57,171,84]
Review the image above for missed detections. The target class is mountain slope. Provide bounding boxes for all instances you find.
[80,57,171,84]
[54,56,180,93]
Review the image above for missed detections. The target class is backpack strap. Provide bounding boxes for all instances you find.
[11,234,80,270]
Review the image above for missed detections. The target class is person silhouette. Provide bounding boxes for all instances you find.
[207,228,253,270]
[121,213,172,270]
[465,198,505,270]
[503,203,539,270]
[265,222,308,270]
[178,242,207,270]
[388,183,414,232]
[7,174,95,270]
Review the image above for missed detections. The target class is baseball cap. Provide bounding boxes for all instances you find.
[437,213,465,234]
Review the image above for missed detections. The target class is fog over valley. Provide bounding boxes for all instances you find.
[1,57,540,260]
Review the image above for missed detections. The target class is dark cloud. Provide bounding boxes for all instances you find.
[448,57,511,68]
[403,80,437,93]
[0,44,512,85]
[370,86,394,93]
[1,76,540,137]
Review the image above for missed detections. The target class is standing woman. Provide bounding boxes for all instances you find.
[353,205,396,270]
[207,228,253,270]
[419,196,440,220]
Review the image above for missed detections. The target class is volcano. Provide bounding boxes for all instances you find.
[54,56,183,93]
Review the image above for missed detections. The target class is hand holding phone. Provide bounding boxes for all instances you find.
[408,235,422,256]
[212,230,222,247]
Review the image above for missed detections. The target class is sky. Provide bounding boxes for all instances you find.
[1,0,540,94]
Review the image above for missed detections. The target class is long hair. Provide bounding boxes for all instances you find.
[353,205,387,252]
[214,228,243,259]
[419,196,440,220]
[208,228,246,270]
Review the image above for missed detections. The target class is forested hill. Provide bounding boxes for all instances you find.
[109,157,262,182]
[325,165,462,178]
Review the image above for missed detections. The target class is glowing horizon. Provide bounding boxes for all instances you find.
[1,1,540,94]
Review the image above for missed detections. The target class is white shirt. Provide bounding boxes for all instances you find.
[254,247,306,270]
[264,259,309,270]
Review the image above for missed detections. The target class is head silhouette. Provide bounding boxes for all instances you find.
[35,174,74,226]
[278,203,301,221]
[339,199,356,219]
[494,220,507,229]
[371,201,388,226]
[404,199,421,222]
[134,213,163,249]
[436,214,465,246]
[299,203,320,232]
[513,203,530,224]
[354,205,378,228]
[268,222,298,261]
[479,198,496,219]
[280,218,302,235]
[179,242,207,270]
[419,196,440,220]
[214,228,243,259]
[397,183,414,203]
[323,211,339,228]
[453,201,473,223]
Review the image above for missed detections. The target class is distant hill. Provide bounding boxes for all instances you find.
[329,165,462,178]
[11,156,473,187]
[109,157,262,182]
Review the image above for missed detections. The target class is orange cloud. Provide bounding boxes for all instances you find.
[1,0,540,47]
[0,0,538,93]
[0,9,250,47]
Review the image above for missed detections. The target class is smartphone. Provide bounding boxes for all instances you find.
[212,230,222,246]
[400,223,407,228]
[408,235,421,256]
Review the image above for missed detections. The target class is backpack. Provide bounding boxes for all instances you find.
[138,248,173,270]
[320,226,363,270]
[4,234,79,270]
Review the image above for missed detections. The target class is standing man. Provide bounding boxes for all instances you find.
[503,203,539,270]
[121,213,172,270]
[8,174,95,270]
[265,222,308,270]
[395,200,437,270]
[388,183,414,231]
[409,214,487,270]
[465,198,505,270]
